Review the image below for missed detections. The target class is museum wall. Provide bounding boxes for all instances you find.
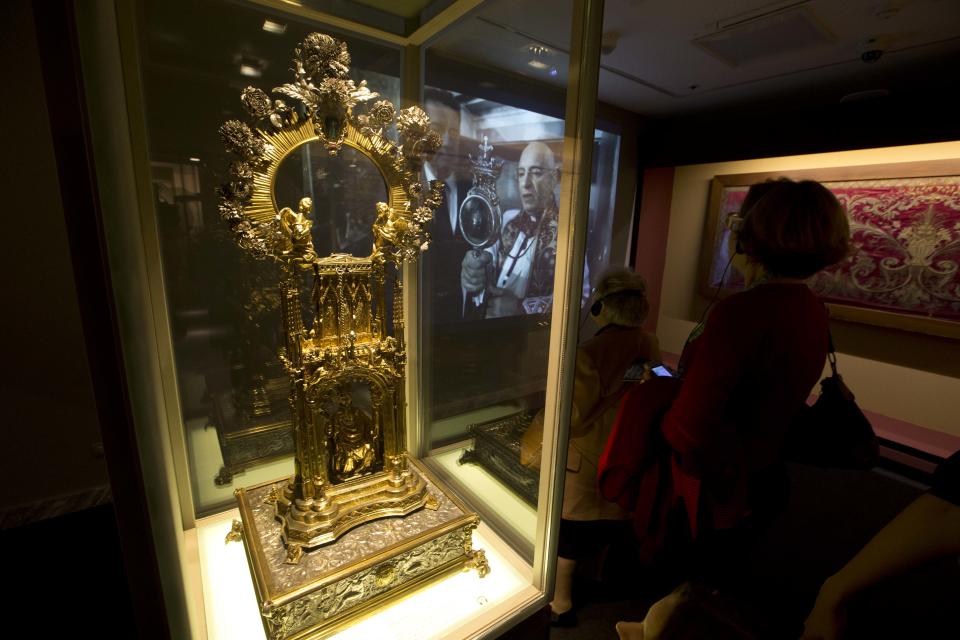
[632,166,673,334]
[0,0,109,521]
[650,140,960,440]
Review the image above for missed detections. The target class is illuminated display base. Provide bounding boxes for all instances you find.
[235,458,488,640]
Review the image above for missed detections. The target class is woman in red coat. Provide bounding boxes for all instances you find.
[606,178,851,584]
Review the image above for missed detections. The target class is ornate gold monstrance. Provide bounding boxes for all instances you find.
[218,34,486,640]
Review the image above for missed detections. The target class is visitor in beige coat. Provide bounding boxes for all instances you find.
[523,267,660,626]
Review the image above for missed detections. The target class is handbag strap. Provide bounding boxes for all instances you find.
[827,329,839,377]
[577,382,636,433]
[822,299,839,377]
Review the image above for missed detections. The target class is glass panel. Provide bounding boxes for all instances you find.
[294,1,459,36]
[419,0,622,555]
[273,143,386,257]
[135,0,402,516]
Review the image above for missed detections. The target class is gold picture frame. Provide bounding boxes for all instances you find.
[699,159,960,339]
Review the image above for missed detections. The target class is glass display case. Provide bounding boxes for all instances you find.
[74,0,626,637]
[417,37,626,558]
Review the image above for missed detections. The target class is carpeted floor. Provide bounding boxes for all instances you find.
[2,464,956,639]
[550,464,960,639]
[1,503,136,636]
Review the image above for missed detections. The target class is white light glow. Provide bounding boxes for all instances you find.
[428,447,536,546]
[189,157,201,163]
[527,59,549,70]
[239,64,262,78]
[262,19,287,34]
[197,511,534,640]
[185,416,293,510]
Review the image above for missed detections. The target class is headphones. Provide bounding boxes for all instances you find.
[590,288,642,317]
[726,212,747,255]
[731,182,777,256]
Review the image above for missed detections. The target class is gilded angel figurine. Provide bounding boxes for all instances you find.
[277,197,317,263]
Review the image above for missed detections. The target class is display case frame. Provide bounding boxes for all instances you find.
[74,0,609,637]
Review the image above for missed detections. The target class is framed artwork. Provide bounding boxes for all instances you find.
[699,159,960,338]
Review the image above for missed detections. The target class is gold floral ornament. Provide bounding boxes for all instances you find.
[217,32,443,267]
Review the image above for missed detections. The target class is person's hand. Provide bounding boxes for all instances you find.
[800,582,847,640]
[615,621,645,640]
[461,250,490,294]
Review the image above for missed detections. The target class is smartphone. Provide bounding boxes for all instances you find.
[623,361,675,381]
[650,365,674,378]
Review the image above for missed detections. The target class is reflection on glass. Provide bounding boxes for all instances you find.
[423,89,567,325]
[274,143,386,258]
[419,0,622,551]
[459,194,496,249]
[484,140,562,318]
[137,0,401,515]
[423,94,620,327]
[422,89,621,445]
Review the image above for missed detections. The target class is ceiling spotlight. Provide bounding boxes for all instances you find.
[237,54,264,78]
[189,157,201,162]
[840,88,890,103]
[600,31,620,55]
[857,34,894,63]
[262,19,287,34]
[528,45,548,56]
[873,3,901,20]
[527,59,549,70]
[240,63,262,77]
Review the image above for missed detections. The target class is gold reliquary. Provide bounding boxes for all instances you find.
[217,33,486,640]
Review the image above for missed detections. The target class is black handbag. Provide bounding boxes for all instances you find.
[785,332,879,470]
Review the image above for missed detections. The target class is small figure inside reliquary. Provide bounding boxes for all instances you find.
[330,386,377,481]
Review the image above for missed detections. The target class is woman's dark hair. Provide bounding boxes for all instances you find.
[655,582,755,640]
[737,178,850,279]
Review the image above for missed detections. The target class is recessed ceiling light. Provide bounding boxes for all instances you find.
[189,157,201,162]
[527,59,549,70]
[601,31,619,55]
[262,19,287,34]
[873,3,900,20]
[840,89,890,103]
[240,63,262,78]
